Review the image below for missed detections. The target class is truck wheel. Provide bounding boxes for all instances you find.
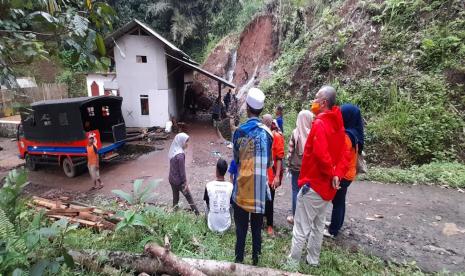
[25,154,37,171]
[62,157,76,178]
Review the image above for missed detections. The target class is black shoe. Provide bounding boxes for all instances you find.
[252,257,259,266]
[235,258,243,264]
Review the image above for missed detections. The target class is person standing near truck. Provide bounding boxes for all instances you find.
[87,133,103,190]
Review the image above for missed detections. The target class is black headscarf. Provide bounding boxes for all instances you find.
[341,104,364,153]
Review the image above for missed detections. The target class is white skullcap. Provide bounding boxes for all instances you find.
[246,88,265,110]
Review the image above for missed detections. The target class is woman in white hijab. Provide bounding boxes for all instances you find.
[168,133,199,215]
[286,110,314,224]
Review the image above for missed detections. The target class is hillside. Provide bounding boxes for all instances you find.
[198,0,465,168]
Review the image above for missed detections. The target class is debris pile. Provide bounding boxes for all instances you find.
[30,196,121,231]
[125,128,170,143]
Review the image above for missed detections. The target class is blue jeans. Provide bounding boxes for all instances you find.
[291,170,300,215]
[328,179,352,236]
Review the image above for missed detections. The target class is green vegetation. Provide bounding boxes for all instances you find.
[0,169,78,275]
[360,162,465,188]
[66,203,424,275]
[112,0,266,62]
[1,169,425,275]
[260,0,465,170]
[0,0,116,88]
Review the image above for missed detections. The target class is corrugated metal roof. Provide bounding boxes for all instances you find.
[166,54,235,88]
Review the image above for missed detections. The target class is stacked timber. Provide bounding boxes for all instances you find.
[30,196,121,231]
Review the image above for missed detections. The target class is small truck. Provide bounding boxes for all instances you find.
[17,96,126,177]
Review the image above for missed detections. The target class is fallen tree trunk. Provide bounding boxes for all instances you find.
[69,250,177,275]
[68,250,131,276]
[69,249,307,276]
[145,243,206,276]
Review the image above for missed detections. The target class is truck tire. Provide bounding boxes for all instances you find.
[62,157,76,178]
[25,154,37,171]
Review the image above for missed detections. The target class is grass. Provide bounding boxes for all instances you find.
[65,206,425,275]
[359,162,465,188]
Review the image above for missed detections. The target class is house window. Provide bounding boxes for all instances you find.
[136,55,147,63]
[41,113,52,126]
[87,107,95,116]
[140,95,149,115]
[58,112,68,126]
[102,106,110,117]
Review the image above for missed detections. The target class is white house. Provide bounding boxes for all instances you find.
[86,19,235,128]
[86,73,118,96]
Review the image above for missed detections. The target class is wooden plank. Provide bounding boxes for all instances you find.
[47,215,97,227]
[32,196,67,209]
[67,202,113,215]
[77,212,101,222]
[47,207,94,213]
[46,211,79,217]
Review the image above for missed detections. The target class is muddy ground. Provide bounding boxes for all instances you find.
[1,122,464,273]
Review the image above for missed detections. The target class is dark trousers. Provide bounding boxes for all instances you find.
[233,203,263,263]
[265,187,276,226]
[328,179,352,236]
[170,183,199,215]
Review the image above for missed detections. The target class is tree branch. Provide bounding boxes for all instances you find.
[0,29,55,36]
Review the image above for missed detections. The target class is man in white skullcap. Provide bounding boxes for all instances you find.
[231,87,273,266]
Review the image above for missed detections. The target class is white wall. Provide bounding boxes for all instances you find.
[152,90,169,126]
[114,34,170,127]
[86,74,117,96]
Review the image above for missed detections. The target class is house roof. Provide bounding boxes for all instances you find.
[105,19,189,59]
[166,54,235,88]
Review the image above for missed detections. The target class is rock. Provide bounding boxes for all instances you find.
[435,215,442,221]
[423,245,453,255]
[442,223,465,236]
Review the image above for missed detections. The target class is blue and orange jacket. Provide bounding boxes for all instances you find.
[232,117,273,214]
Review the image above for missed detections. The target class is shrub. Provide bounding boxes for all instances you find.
[361,162,465,188]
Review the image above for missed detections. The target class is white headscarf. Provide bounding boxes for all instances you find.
[168,133,189,160]
[293,110,314,155]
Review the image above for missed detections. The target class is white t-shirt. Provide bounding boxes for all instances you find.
[205,180,234,233]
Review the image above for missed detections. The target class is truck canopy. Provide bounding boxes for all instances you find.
[21,96,125,143]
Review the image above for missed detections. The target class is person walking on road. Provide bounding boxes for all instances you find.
[286,110,314,224]
[232,88,272,266]
[288,85,351,266]
[324,103,364,238]
[168,133,200,215]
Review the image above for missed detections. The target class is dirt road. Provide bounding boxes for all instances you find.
[2,122,464,273]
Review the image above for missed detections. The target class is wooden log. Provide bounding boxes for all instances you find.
[48,215,97,227]
[46,207,94,216]
[68,250,131,276]
[69,250,176,275]
[77,212,101,222]
[32,196,67,209]
[145,243,206,276]
[69,249,308,276]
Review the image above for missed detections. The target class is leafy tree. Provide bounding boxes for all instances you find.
[145,0,223,45]
[0,0,116,88]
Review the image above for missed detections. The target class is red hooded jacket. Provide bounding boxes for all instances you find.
[298,106,351,201]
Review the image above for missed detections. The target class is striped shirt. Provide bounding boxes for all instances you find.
[232,117,273,214]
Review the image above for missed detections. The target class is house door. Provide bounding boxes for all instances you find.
[91,81,99,96]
